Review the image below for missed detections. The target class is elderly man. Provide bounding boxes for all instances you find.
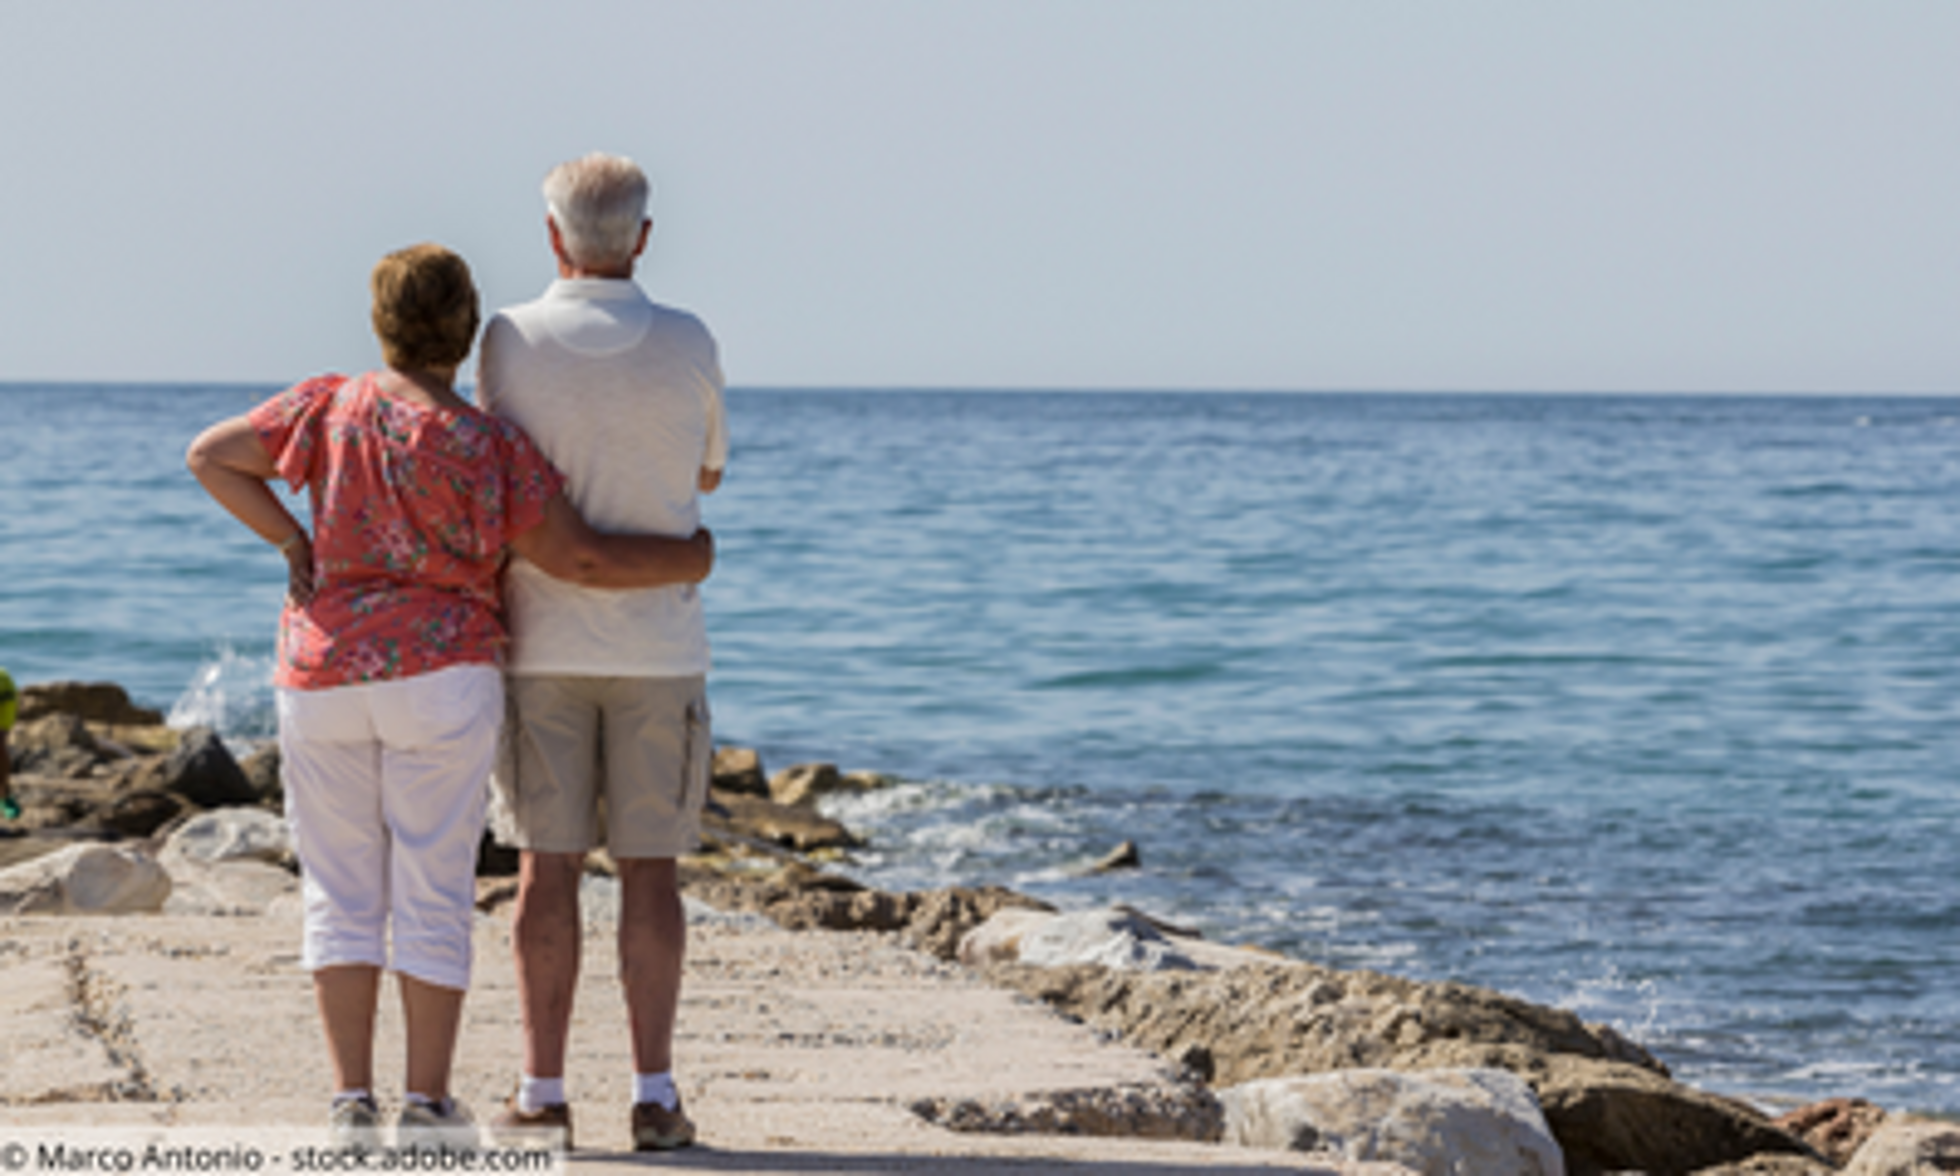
[480,153,727,1152]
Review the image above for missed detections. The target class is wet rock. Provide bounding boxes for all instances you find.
[706,788,862,852]
[764,762,895,807]
[1087,839,1141,873]
[18,681,164,726]
[162,727,258,809]
[1842,1117,1960,1175]
[0,842,172,914]
[711,746,768,797]
[1774,1097,1889,1167]
[912,1082,1225,1142]
[769,762,842,806]
[1220,1068,1564,1174]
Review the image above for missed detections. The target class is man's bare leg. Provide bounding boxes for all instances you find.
[512,851,585,1080]
[616,857,684,1076]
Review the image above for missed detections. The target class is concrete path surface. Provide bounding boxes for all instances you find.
[0,895,1399,1174]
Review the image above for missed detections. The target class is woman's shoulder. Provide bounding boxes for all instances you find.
[251,371,359,431]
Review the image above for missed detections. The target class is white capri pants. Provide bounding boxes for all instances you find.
[278,664,500,991]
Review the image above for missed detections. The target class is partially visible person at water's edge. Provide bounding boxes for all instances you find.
[476,153,724,1153]
[185,243,713,1144]
[0,666,18,820]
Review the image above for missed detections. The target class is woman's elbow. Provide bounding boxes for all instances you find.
[185,432,215,478]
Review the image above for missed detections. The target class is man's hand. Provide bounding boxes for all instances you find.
[689,527,715,577]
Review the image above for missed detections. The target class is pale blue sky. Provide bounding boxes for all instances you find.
[3,1,1956,392]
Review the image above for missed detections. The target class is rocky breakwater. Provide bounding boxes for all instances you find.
[6,683,1951,1174]
[0,680,306,916]
[678,746,1946,1176]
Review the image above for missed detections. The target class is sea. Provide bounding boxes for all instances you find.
[4,384,1957,1114]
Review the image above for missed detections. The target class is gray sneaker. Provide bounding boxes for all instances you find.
[328,1094,382,1150]
[395,1097,478,1150]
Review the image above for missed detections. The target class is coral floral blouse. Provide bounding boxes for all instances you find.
[249,372,564,690]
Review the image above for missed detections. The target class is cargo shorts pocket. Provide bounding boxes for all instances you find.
[682,694,711,814]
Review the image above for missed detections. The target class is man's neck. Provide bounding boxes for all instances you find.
[558,261,635,281]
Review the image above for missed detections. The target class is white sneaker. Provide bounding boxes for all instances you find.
[328,1094,382,1150]
[395,1097,478,1150]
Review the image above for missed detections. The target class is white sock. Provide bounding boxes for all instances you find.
[633,1071,677,1111]
[404,1092,451,1115]
[333,1088,373,1107]
[518,1075,567,1115]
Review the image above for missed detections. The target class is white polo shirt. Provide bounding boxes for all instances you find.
[477,278,728,677]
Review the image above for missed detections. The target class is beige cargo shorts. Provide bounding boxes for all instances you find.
[491,674,710,859]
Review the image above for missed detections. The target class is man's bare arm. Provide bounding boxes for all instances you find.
[510,495,714,588]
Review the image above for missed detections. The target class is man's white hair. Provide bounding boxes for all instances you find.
[543,153,651,270]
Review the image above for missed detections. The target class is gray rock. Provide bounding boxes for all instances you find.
[10,713,107,778]
[238,742,283,803]
[1005,907,1204,972]
[1221,1068,1564,1175]
[1841,1118,1960,1175]
[159,807,293,868]
[162,859,299,915]
[0,842,172,914]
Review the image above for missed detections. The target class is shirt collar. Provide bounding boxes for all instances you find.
[545,277,646,302]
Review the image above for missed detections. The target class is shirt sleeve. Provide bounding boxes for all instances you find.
[248,375,346,492]
[703,383,730,472]
[701,336,729,472]
[475,315,510,415]
[497,420,567,543]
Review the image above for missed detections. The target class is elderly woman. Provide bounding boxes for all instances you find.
[186,243,710,1142]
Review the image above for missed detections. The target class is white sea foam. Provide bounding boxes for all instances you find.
[167,645,277,745]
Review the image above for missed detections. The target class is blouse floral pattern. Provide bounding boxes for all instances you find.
[250,372,564,690]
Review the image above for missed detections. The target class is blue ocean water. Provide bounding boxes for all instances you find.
[4,384,1958,1113]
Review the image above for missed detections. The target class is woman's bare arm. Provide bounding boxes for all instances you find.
[186,416,315,602]
[509,494,715,589]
